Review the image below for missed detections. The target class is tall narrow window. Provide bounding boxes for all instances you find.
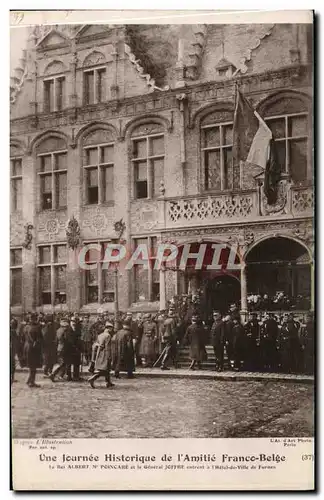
[133,236,159,302]
[83,143,114,205]
[84,67,106,105]
[37,244,67,306]
[84,241,116,304]
[10,248,22,306]
[10,158,22,211]
[38,149,68,210]
[131,130,165,199]
[43,76,65,112]
[201,121,233,191]
[266,112,309,184]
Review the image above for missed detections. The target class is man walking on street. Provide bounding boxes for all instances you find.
[88,321,114,388]
[24,313,43,388]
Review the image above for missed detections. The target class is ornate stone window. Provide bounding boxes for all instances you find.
[201,110,234,191]
[131,124,165,200]
[10,248,22,306]
[37,244,67,306]
[36,137,68,211]
[83,241,116,304]
[261,94,311,185]
[43,61,66,113]
[82,52,107,105]
[133,236,159,302]
[82,129,114,205]
[10,157,22,212]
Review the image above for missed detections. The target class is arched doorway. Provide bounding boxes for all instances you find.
[245,237,312,311]
[204,274,241,317]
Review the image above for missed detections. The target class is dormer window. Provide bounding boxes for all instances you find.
[215,58,237,79]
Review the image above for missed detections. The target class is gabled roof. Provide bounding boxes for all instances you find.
[215,57,236,70]
[36,28,70,50]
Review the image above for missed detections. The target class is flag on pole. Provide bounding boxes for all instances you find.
[232,88,280,204]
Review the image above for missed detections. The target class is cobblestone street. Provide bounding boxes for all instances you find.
[11,372,314,439]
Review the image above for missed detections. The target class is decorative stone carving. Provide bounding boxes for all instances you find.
[131,201,160,232]
[159,180,166,197]
[10,214,24,246]
[261,179,288,215]
[292,188,314,215]
[66,216,81,250]
[38,215,67,241]
[131,123,164,138]
[167,194,255,226]
[114,219,126,240]
[22,224,34,250]
[82,206,114,236]
[83,51,105,67]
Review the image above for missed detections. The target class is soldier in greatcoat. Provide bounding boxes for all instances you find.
[111,320,135,378]
[160,310,178,370]
[183,315,207,370]
[300,312,314,375]
[261,313,279,372]
[88,321,114,388]
[50,317,70,381]
[65,317,83,381]
[279,314,300,373]
[232,317,246,371]
[24,313,43,387]
[244,313,261,371]
[210,311,225,371]
[139,314,158,367]
[42,314,57,376]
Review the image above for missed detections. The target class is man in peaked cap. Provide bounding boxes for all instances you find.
[88,321,114,388]
[24,312,43,387]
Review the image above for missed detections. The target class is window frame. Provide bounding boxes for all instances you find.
[265,111,310,183]
[83,141,114,206]
[83,65,107,106]
[83,240,117,305]
[10,157,23,212]
[37,148,68,211]
[131,132,165,200]
[201,120,234,192]
[10,247,23,306]
[43,74,66,113]
[133,236,159,303]
[37,243,67,307]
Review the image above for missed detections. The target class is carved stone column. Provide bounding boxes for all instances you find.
[240,262,248,323]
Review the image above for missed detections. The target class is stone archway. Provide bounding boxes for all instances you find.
[245,236,312,311]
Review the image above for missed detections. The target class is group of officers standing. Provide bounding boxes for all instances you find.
[10,304,314,388]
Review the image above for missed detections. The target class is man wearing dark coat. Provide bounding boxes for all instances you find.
[50,317,70,381]
[112,320,135,378]
[300,313,314,375]
[232,318,246,371]
[244,313,261,371]
[279,314,300,373]
[223,315,235,370]
[261,313,279,372]
[88,321,114,388]
[81,314,93,365]
[183,315,207,370]
[42,314,57,376]
[210,311,225,371]
[24,313,43,387]
[139,314,158,367]
[65,317,83,381]
[160,310,178,370]
[10,317,19,384]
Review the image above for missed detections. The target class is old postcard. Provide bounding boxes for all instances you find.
[10,9,314,491]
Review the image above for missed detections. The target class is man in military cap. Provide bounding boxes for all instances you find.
[50,316,70,382]
[24,312,43,387]
[182,315,207,370]
[112,319,135,379]
[88,321,114,388]
[140,313,158,367]
[160,309,178,370]
[210,311,225,371]
[65,316,83,381]
[42,314,57,377]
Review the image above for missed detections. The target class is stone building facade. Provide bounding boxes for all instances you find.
[10,23,314,318]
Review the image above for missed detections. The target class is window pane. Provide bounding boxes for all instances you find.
[39,246,51,264]
[10,249,22,266]
[133,139,147,159]
[55,292,66,305]
[12,178,22,211]
[223,148,233,189]
[41,174,52,210]
[85,148,98,166]
[150,136,164,156]
[290,139,308,183]
[40,266,51,291]
[204,127,220,148]
[87,167,98,204]
[85,246,100,263]
[266,118,286,139]
[103,269,114,291]
[84,71,94,105]
[88,168,98,186]
[275,141,286,172]
[223,125,233,146]
[97,68,106,103]
[152,158,164,197]
[55,265,66,291]
[102,166,114,203]
[41,155,52,172]
[55,152,67,171]
[11,269,22,305]
[101,145,114,164]
[135,161,147,181]
[289,115,308,137]
[11,159,22,177]
[56,77,65,111]
[87,268,98,285]
[134,266,149,301]
[44,79,54,112]
[205,150,221,190]
[54,245,67,263]
[56,172,67,208]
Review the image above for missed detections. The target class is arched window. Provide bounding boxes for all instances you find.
[262,94,311,184]
[200,108,235,191]
[36,136,68,210]
[82,129,114,205]
[43,60,66,113]
[131,123,165,199]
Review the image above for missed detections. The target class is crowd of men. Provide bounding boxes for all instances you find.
[10,303,314,388]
